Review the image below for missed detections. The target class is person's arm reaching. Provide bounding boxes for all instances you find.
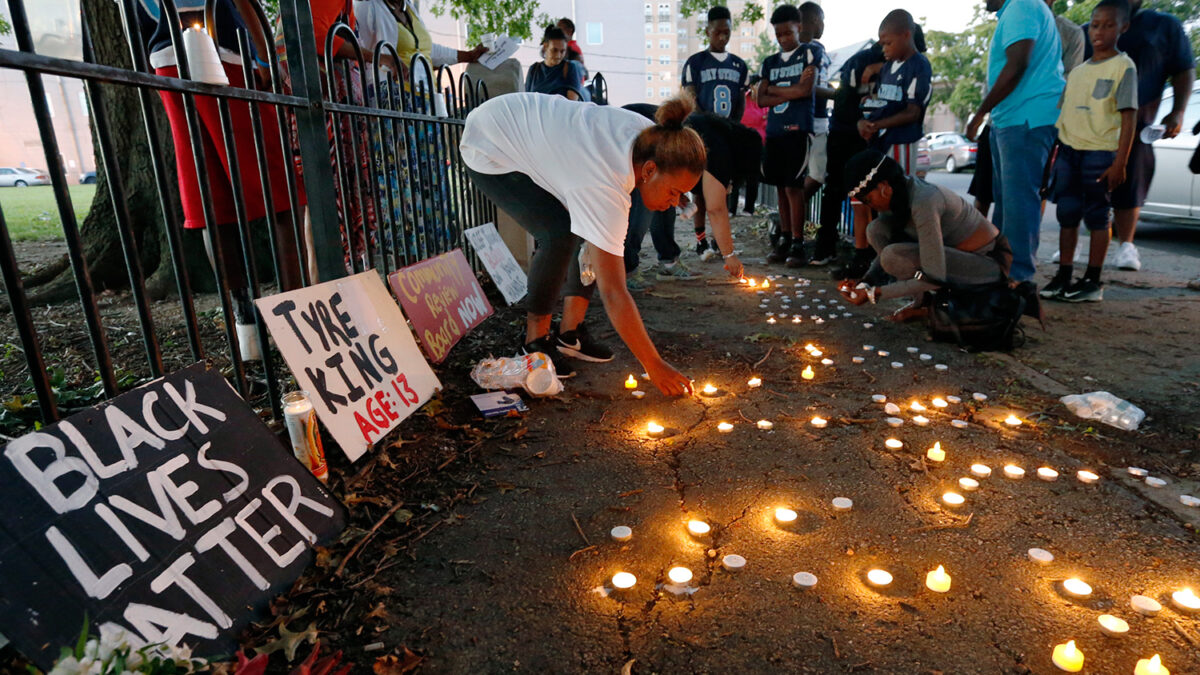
[1162,69,1195,139]
[591,246,693,396]
[966,39,1033,141]
[699,171,742,278]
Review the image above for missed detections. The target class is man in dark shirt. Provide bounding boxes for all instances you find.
[1083,0,1195,272]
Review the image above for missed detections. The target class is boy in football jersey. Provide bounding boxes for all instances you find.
[797,1,838,265]
[757,4,821,267]
[858,9,931,176]
[683,6,750,258]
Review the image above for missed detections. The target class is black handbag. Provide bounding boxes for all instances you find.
[927,280,1040,352]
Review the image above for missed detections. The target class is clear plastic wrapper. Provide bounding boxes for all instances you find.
[471,352,563,396]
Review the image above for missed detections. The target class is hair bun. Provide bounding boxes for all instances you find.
[655,91,696,129]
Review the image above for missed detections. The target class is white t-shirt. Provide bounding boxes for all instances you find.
[461,93,653,256]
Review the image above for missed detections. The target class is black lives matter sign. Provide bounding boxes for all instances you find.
[0,365,345,669]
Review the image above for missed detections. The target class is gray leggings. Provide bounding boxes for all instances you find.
[466,168,596,315]
[867,220,1004,298]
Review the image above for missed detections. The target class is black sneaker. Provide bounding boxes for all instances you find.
[1063,277,1103,302]
[556,323,614,363]
[1039,274,1071,299]
[766,239,791,264]
[524,335,576,378]
[810,243,837,266]
[694,238,709,256]
[785,241,809,268]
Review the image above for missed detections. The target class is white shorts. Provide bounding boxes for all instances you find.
[807,132,829,183]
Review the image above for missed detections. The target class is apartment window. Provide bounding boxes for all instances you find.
[647,87,655,98]
[645,22,652,33]
[646,73,654,81]
[646,39,653,49]
[659,39,670,49]
[657,2,671,21]
[678,28,687,36]
[644,2,652,17]
[586,22,603,44]
[659,55,670,65]
[659,21,671,33]
[660,87,671,97]
[646,56,653,64]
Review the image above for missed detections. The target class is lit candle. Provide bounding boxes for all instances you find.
[811,416,828,428]
[1037,467,1059,482]
[925,565,952,593]
[610,525,633,542]
[958,477,979,491]
[812,350,824,357]
[910,401,927,412]
[1097,614,1129,638]
[748,376,762,388]
[767,317,777,324]
[762,279,770,288]
[700,383,719,396]
[1003,464,1025,479]
[1131,594,1162,616]
[820,358,834,366]
[1171,588,1200,613]
[912,415,930,426]
[625,374,637,389]
[1077,470,1100,484]
[801,366,815,380]
[852,356,865,363]
[884,438,904,450]
[647,421,665,438]
[1051,640,1084,672]
[757,419,774,430]
[866,569,893,587]
[941,491,965,508]
[717,422,734,433]
[1004,414,1023,426]
[687,519,711,539]
[926,442,945,462]
[931,397,948,409]
[1062,578,1093,597]
[774,507,798,525]
[971,464,992,478]
[747,278,757,288]
[792,316,802,324]
[612,571,637,591]
[722,554,746,571]
[804,343,816,352]
[667,566,693,584]
[1134,655,1169,675]
[739,277,749,284]
[878,350,890,357]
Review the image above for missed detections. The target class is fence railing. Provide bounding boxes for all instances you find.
[0,0,497,436]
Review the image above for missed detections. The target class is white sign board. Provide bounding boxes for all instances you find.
[478,35,521,70]
[256,271,441,461]
[463,222,528,305]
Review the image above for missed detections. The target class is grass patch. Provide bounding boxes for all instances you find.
[0,184,95,241]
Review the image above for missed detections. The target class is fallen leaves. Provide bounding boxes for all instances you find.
[372,648,424,674]
[258,622,319,662]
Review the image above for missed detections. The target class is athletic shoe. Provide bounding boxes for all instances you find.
[555,323,614,363]
[700,246,721,262]
[830,258,871,281]
[1115,241,1141,271]
[626,271,655,291]
[810,243,837,266]
[785,241,809,268]
[1188,277,1200,291]
[1062,278,1104,302]
[523,335,576,378]
[766,239,790,264]
[1039,274,1072,299]
[655,259,699,280]
[694,238,709,256]
[1050,249,1082,264]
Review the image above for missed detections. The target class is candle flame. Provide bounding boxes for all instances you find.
[1004,414,1022,426]
[668,566,693,584]
[647,421,664,435]
[801,365,814,380]
[1065,640,1076,656]
[1150,655,1161,667]
[762,279,770,288]
[687,520,710,535]
[702,383,717,395]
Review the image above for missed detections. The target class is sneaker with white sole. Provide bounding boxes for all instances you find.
[1115,241,1141,271]
[1040,273,1072,299]
[556,324,614,363]
[700,247,721,262]
[1063,278,1104,302]
[655,259,699,280]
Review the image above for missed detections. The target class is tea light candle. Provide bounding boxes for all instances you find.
[717,422,734,433]
[722,554,746,571]
[625,375,638,389]
[925,565,952,592]
[820,358,834,366]
[767,317,777,324]
[907,346,920,354]
[757,420,774,430]
[971,464,992,478]
[947,396,962,404]
[958,477,979,491]
[872,394,887,403]
[863,322,874,328]
[1004,414,1023,426]
[1003,464,1025,479]
[792,316,802,323]
[774,507,798,525]
[642,372,650,379]
[612,571,637,591]
[1097,614,1129,637]
[746,278,757,287]
[910,401,927,412]
[700,383,720,396]
[935,364,949,371]
[802,366,815,380]
[941,491,965,508]
[831,497,853,511]
[932,397,948,409]
[866,569,893,587]
[811,416,828,428]
[1180,495,1200,507]
[647,421,665,438]
[1145,476,1167,488]
[973,392,988,401]
[1127,466,1149,477]
[920,353,933,361]
[812,349,824,357]
[878,350,890,357]
[632,390,646,399]
[748,376,762,388]
[886,417,905,427]
[1077,470,1100,484]
[863,344,874,351]
[1134,655,1169,675]
[912,415,930,426]
[1051,640,1084,672]
[1028,548,1055,565]
[950,419,969,429]
[1062,578,1092,597]
[1037,467,1059,482]
[687,520,711,539]
[804,343,816,352]
[884,438,904,450]
[792,572,818,589]
[1130,594,1161,616]
[667,566,693,585]
[762,279,770,288]
[852,356,865,363]
[1171,588,1200,613]
[611,526,633,542]
[926,442,945,462]
[891,362,904,369]
[885,402,902,415]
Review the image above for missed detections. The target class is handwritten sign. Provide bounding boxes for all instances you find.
[256,271,441,461]
[0,365,345,670]
[387,249,493,363]
[463,222,528,305]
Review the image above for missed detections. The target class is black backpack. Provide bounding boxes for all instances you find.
[927,280,1041,352]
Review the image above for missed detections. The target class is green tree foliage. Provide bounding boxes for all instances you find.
[925,11,995,130]
[0,14,10,35]
[749,28,775,74]
[678,0,764,37]
[425,0,549,43]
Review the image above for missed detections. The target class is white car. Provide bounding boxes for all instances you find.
[1141,83,1200,221]
[0,167,50,187]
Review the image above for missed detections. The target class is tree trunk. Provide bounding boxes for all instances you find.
[29,0,214,305]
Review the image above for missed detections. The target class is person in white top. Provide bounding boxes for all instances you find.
[460,93,705,395]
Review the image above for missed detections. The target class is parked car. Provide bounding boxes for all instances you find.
[80,171,96,184]
[923,132,977,173]
[915,138,930,178]
[0,167,50,187]
[1141,83,1200,222]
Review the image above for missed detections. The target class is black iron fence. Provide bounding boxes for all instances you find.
[0,0,497,435]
